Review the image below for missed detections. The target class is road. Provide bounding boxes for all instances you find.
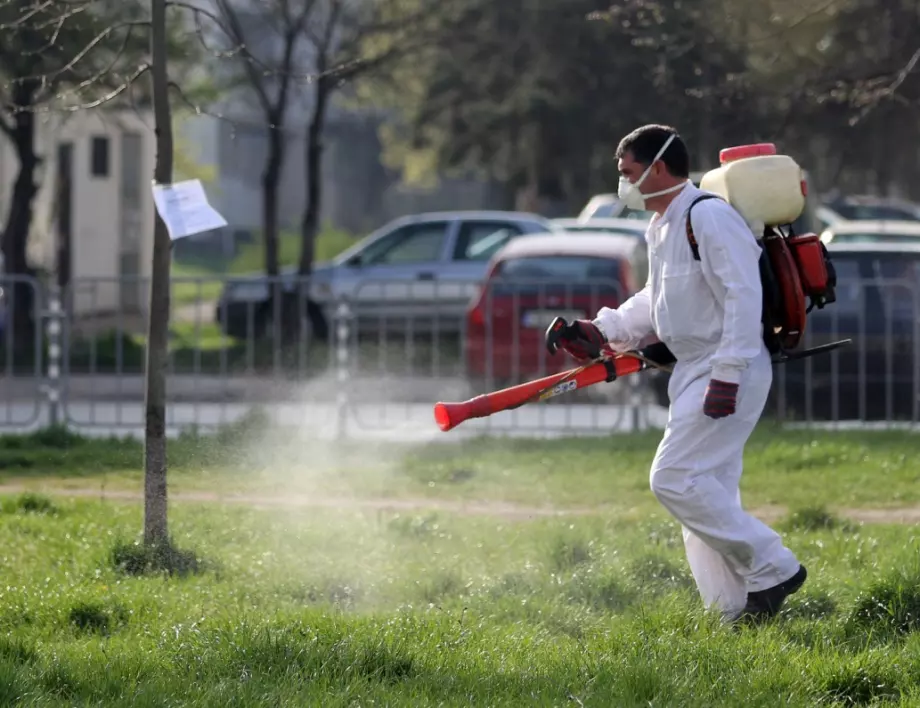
[0,370,666,440]
[0,397,670,441]
[0,369,647,405]
[0,373,481,404]
[3,375,911,440]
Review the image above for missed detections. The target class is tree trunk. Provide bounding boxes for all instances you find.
[1,80,40,358]
[513,129,545,213]
[144,0,174,547]
[298,79,330,277]
[262,123,283,278]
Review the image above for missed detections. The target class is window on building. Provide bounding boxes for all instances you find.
[91,136,109,177]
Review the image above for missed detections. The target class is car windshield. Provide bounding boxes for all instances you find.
[589,204,654,220]
[831,204,920,221]
[830,232,920,244]
[490,255,624,295]
[562,226,643,236]
[827,253,920,323]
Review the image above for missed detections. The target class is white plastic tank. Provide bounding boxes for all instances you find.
[699,143,806,238]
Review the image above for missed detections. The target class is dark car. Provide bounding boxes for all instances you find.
[771,242,920,422]
[644,242,920,422]
[823,195,920,223]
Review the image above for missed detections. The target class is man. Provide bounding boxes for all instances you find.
[551,124,806,625]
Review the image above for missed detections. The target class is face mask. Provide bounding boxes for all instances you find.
[616,133,687,211]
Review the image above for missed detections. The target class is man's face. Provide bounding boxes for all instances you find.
[618,150,661,191]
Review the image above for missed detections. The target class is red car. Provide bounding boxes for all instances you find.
[464,233,646,387]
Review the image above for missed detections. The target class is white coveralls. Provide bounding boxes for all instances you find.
[593,182,801,618]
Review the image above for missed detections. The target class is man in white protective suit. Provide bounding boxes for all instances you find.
[552,124,807,625]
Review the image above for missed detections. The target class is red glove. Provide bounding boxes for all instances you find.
[703,379,739,419]
[554,319,606,362]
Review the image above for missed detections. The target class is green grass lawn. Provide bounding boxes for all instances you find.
[1,423,918,517]
[1,425,920,704]
[0,478,919,705]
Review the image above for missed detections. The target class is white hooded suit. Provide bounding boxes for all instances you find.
[594,182,801,618]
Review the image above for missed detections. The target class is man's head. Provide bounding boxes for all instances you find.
[616,124,690,214]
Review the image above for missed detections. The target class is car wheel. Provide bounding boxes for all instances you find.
[255,295,329,345]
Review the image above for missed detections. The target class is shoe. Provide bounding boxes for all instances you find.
[733,564,807,626]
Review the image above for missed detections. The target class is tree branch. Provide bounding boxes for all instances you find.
[848,47,920,124]
[6,63,151,114]
[169,0,333,83]
[188,7,244,60]
[212,0,272,113]
[0,111,13,140]
[0,0,83,31]
[168,79,301,134]
[7,20,150,88]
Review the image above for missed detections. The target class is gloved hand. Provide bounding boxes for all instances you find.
[545,318,607,362]
[703,379,739,419]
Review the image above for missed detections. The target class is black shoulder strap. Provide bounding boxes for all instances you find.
[685,194,724,261]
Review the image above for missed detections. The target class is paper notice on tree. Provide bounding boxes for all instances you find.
[151,179,228,240]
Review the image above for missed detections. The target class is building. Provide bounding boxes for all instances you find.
[0,107,157,317]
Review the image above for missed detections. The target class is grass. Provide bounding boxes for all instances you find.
[0,480,919,705]
[1,422,919,517]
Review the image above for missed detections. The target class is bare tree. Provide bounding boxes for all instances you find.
[144,0,173,546]
[297,0,445,277]
[0,0,219,547]
[210,0,317,280]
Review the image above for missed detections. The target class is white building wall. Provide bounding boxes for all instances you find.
[0,108,157,316]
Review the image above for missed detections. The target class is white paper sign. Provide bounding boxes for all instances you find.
[151,179,228,240]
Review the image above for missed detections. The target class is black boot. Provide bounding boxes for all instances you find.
[734,564,807,626]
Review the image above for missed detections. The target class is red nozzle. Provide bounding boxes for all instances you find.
[433,397,492,432]
[434,402,454,431]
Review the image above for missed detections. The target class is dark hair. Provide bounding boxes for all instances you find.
[616,124,690,178]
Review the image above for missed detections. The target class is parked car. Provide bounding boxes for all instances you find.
[550,219,649,286]
[815,205,848,231]
[464,233,645,388]
[643,241,920,417]
[577,194,654,222]
[821,195,920,223]
[819,220,920,245]
[773,241,920,421]
[215,211,560,341]
[550,218,647,238]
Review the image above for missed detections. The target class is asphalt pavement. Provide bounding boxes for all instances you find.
[3,373,912,439]
[0,374,669,440]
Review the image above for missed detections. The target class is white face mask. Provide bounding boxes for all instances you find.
[616,133,687,211]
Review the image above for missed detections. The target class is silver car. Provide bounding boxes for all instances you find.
[216,210,559,339]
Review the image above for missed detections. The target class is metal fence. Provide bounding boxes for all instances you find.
[0,273,916,439]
